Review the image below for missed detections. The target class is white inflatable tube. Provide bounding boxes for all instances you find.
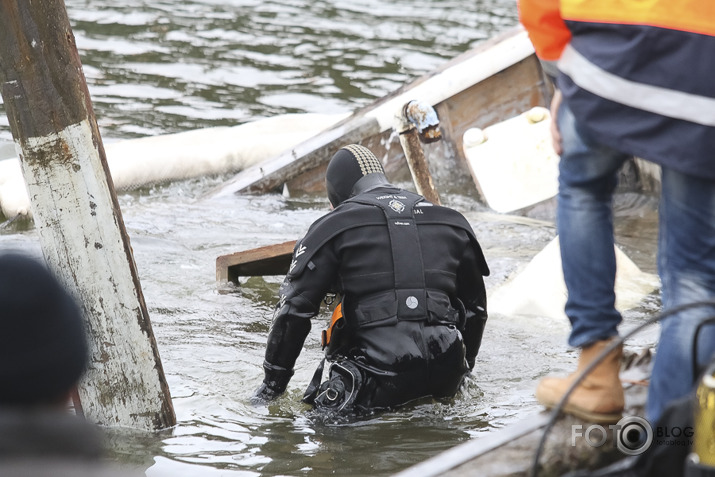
[488,237,660,321]
[0,112,347,219]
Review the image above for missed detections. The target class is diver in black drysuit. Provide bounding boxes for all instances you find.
[253,144,489,415]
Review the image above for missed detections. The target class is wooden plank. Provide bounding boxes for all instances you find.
[216,240,297,284]
[0,0,175,430]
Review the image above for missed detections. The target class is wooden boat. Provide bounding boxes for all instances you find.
[214,26,557,283]
[1,27,551,221]
[208,26,553,200]
[1,24,659,229]
[213,25,659,284]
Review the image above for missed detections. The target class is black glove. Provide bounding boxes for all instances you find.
[252,382,283,403]
[464,308,488,370]
[251,361,294,404]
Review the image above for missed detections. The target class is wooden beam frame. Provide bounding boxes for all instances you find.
[216,240,297,285]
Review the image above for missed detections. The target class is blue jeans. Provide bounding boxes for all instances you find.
[557,102,715,423]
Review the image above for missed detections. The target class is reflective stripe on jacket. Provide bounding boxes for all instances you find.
[519,0,715,178]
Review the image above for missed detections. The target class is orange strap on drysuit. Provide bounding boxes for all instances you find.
[321,302,344,349]
[518,0,571,61]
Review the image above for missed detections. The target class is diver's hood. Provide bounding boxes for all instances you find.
[326,144,390,207]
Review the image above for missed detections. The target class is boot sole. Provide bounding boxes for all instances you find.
[536,394,623,424]
[559,402,623,424]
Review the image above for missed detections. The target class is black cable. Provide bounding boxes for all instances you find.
[692,315,715,381]
[529,300,715,477]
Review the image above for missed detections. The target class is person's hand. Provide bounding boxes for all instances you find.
[250,361,293,404]
[250,382,283,404]
[550,89,563,155]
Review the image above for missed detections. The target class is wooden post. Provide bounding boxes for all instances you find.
[0,1,175,429]
[398,128,442,205]
[395,101,442,205]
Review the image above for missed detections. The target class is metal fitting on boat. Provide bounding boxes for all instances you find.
[402,100,442,143]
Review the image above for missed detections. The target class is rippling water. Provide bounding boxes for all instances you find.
[0,1,662,476]
[1,0,517,142]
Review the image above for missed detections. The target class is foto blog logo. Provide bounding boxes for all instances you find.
[571,416,654,456]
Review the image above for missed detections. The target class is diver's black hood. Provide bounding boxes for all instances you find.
[325,144,390,207]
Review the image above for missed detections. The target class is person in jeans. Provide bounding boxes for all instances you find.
[518,0,715,423]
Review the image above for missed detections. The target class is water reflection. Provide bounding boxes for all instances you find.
[0,0,518,141]
[0,171,661,476]
[0,1,664,476]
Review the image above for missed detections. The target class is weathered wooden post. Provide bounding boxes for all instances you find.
[395,100,442,205]
[0,1,175,429]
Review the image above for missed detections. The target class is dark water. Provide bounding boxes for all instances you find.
[0,1,662,476]
[0,0,517,142]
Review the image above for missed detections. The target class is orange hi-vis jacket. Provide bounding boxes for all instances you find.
[518,0,715,179]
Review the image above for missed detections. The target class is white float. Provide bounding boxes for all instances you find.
[463,106,560,214]
[0,112,347,219]
[488,237,660,321]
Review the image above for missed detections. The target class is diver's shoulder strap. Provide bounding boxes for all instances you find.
[347,190,429,320]
[415,203,490,276]
[287,204,385,278]
[350,190,489,276]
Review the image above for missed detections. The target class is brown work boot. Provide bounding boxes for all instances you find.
[536,338,624,423]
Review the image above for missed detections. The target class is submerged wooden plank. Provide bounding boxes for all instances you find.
[216,240,297,284]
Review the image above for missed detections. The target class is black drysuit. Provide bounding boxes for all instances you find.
[260,186,489,413]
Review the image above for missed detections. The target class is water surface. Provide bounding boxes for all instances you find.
[0,2,662,475]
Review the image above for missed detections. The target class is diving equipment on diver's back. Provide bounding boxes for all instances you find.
[301,189,485,414]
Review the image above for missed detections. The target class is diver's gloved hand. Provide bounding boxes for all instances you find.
[251,361,294,404]
[464,309,488,371]
[252,382,282,403]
